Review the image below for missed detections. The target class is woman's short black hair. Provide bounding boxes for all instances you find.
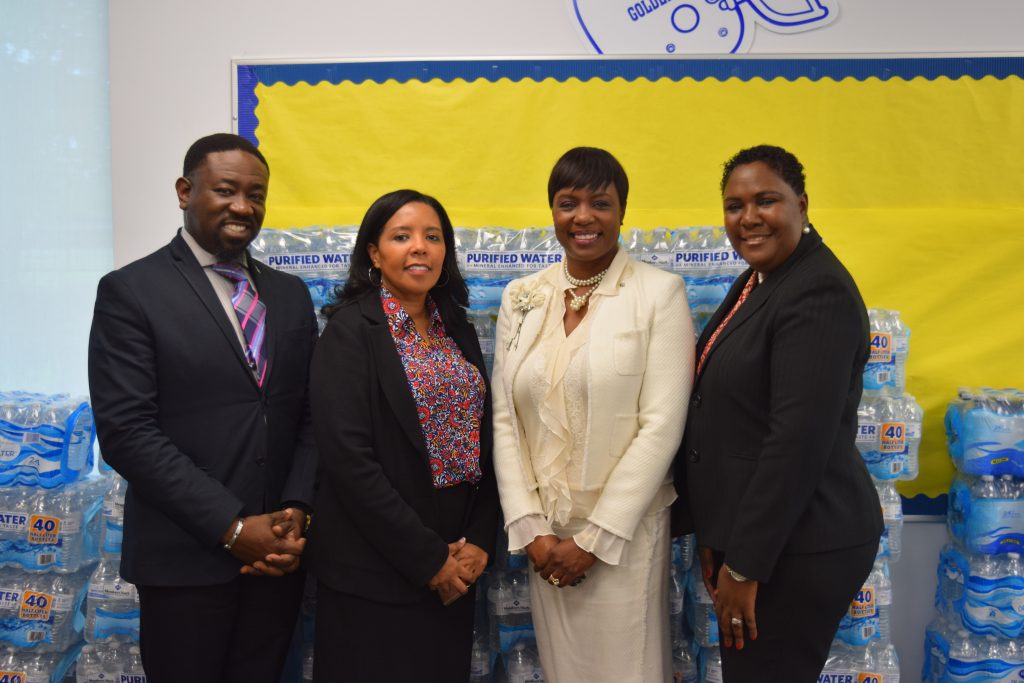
[721,144,806,196]
[324,189,469,318]
[547,147,629,216]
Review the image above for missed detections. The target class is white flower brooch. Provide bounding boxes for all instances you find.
[506,280,546,350]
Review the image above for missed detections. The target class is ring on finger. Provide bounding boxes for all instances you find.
[549,577,560,586]
[730,617,743,626]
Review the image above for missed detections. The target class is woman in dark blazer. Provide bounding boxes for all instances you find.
[673,145,883,681]
[307,189,499,682]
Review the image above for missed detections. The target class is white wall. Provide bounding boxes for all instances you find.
[108,0,1024,266]
[107,1,1020,677]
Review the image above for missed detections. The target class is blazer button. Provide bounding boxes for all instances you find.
[688,448,700,463]
[691,393,702,409]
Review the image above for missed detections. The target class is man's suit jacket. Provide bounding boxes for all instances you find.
[305,289,499,604]
[673,228,883,583]
[88,231,318,586]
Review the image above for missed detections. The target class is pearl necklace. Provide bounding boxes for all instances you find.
[563,261,609,312]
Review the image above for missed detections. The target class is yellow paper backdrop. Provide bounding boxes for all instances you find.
[253,71,1024,501]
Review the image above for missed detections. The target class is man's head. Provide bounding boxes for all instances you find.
[176,134,270,259]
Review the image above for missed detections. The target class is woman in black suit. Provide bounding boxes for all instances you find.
[673,145,883,681]
[307,189,499,682]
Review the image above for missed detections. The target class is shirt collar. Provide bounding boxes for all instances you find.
[181,227,250,270]
[379,287,442,335]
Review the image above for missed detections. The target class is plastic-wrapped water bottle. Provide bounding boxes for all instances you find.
[947,387,1024,478]
[673,534,695,572]
[123,645,146,682]
[687,564,718,648]
[487,570,507,652]
[506,641,544,683]
[671,640,698,683]
[863,310,910,396]
[668,565,684,647]
[875,560,892,643]
[872,640,901,683]
[469,633,491,682]
[946,629,979,682]
[923,614,952,683]
[875,480,904,562]
[818,641,854,683]
[84,555,140,642]
[701,645,723,683]
[100,475,127,556]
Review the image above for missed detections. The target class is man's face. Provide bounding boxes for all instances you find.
[176,149,269,258]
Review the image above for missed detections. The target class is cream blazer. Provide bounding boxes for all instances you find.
[492,249,695,541]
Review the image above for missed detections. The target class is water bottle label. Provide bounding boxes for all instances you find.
[264,252,350,273]
[0,588,20,610]
[856,422,878,445]
[868,332,893,363]
[118,675,148,683]
[671,248,744,272]
[27,515,60,544]
[849,587,876,618]
[0,511,28,533]
[479,337,495,355]
[88,580,137,600]
[638,251,674,268]
[18,591,52,621]
[879,423,906,453]
[876,586,892,605]
[882,501,903,520]
[0,670,26,683]
[857,673,881,683]
[670,594,683,613]
[0,437,18,461]
[705,664,724,683]
[501,598,530,614]
[906,422,922,439]
[892,335,909,354]
[463,250,562,271]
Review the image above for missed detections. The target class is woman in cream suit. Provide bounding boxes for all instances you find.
[492,147,694,682]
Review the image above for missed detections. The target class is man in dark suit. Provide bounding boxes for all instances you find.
[88,134,317,683]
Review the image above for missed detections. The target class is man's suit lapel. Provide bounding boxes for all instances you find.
[168,234,258,388]
[696,229,823,378]
[357,293,430,459]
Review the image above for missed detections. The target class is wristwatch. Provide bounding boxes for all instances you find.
[724,564,750,583]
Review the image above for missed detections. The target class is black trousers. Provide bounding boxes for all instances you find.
[313,579,476,682]
[137,571,304,683]
[713,540,878,682]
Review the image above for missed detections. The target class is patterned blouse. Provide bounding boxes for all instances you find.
[381,287,486,488]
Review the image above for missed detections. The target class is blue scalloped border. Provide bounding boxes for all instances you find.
[903,492,947,517]
[236,56,1024,145]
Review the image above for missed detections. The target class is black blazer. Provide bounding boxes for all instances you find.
[673,228,882,583]
[88,232,318,586]
[305,290,499,604]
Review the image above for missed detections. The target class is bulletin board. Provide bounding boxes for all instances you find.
[234,56,1024,514]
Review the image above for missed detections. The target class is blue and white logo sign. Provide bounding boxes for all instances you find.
[570,0,838,54]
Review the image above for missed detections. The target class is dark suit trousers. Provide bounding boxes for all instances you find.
[137,571,304,683]
[713,540,877,682]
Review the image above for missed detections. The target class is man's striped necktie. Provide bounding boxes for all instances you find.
[212,262,268,386]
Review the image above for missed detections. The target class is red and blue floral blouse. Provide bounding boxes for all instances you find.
[381,288,485,489]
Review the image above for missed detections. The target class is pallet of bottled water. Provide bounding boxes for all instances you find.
[0,477,104,574]
[0,566,91,652]
[945,388,1024,479]
[818,640,901,683]
[0,393,96,489]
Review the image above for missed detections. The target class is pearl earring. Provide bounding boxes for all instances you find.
[802,225,811,235]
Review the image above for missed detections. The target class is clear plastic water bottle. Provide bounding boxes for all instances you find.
[875,560,892,643]
[701,645,723,683]
[671,639,698,683]
[971,475,998,500]
[85,555,140,642]
[100,475,127,556]
[506,641,544,683]
[873,641,901,683]
[124,645,146,682]
[668,565,684,647]
[689,564,718,648]
[301,642,314,683]
[875,480,903,562]
[469,634,491,682]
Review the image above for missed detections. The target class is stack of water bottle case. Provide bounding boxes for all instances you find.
[0,391,143,683]
[252,227,924,681]
[923,387,1024,681]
